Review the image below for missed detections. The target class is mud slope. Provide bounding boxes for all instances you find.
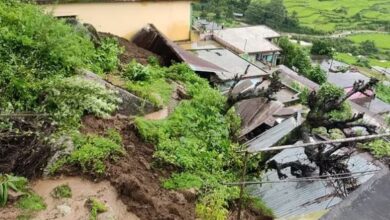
[99,32,160,65]
[81,115,196,220]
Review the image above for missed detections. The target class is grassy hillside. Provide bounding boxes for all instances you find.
[284,0,390,33]
[347,33,390,50]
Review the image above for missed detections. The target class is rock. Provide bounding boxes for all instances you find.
[56,204,72,217]
[139,157,151,170]
[97,211,117,220]
[81,70,158,116]
[180,188,197,202]
[176,84,190,100]
[43,136,74,176]
[7,190,24,203]
[171,192,187,205]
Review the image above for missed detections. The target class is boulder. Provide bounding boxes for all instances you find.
[81,70,158,116]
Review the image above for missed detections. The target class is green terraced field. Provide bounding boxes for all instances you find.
[284,0,390,33]
[335,52,390,68]
[347,33,390,50]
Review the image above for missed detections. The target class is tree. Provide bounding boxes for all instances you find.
[278,37,325,83]
[268,79,379,195]
[309,65,327,84]
[223,67,283,113]
[245,0,300,30]
[311,40,333,57]
[359,40,378,55]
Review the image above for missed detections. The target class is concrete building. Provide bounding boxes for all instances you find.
[37,0,193,41]
[213,26,281,66]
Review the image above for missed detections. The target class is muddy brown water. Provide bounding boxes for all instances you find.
[31,176,139,220]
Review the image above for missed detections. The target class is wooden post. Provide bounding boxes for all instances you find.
[237,151,249,220]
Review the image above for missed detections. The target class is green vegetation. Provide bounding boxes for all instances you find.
[310,40,333,57]
[335,52,390,68]
[193,0,247,28]
[50,130,124,175]
[362,139,390,158]
[284,0,390,32]
[0,174,28,207]
[246,0,300,31]
[316,83,352,121]
[17,193,46,219]
[278,37,327,84]
[17,194,46,212]
[51,184,72,199]
[87,197,108,220]
[0,0,121,127]
[375,83,390,104]
[347,33,390,50]
[123,61,173,107]
[135,63,271,219]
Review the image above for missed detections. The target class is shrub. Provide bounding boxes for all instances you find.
[37,77,121,128]
[375,83,390,104]
[363,139,390,158]
[51,184,72,199]
[0,174,28,206]
[91,37,122,74]
[17,194,46,212]
[51,130,124,175]
[87,197,107,220]
[122,61,173,107]
[0,0,121,127]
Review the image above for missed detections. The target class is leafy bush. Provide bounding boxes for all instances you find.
[91,38,122,74]
[17,194,46,212]
[0,0,121,126]
[87,197,107,220]
[51,184,72,199]
[37,77,121,128]
[122,61,173,107]
[363,139,390,158]
[278,37,327,84]
[375,83,390,104]
[52,130,124,175]
[310,40,333,57]
[0,174,28,206]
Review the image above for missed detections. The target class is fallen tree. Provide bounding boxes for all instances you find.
[223,67,283,114]
[268,78,379,194]
[0,115,54,178]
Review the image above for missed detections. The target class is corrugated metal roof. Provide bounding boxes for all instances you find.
[249,149,379,218]
[278,65,319,90]
[191,48,268,80]
[245,114,302,153]
[236,98,283,137]
[213,26,281,54]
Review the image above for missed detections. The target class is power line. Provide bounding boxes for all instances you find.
[241,133,390,154]
[223,169,380,186]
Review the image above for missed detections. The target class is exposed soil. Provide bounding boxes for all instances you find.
[81,115,196,220]
[32,176,138,220]
[99,32,161,65]
[0,206,20,220]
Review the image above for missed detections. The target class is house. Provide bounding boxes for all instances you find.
[36,0,193,41]
[213,26,281,66]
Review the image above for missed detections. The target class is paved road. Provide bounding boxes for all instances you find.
[321,171,390,220]
[284,30,389,39]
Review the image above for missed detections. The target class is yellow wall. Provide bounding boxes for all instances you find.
[43,1,191,41]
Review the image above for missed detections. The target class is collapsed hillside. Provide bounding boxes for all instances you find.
[0,1,273,219]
